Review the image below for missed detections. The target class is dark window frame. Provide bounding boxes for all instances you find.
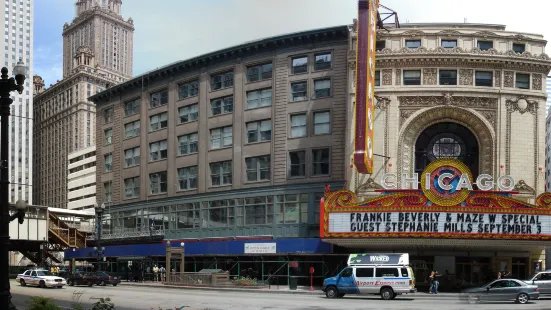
[441,40,457,48]
[439,70,457,85]
[403,70,421,86]
[289,150,306,178]
[178,80,199,100]
[247,63,273,82]
[312,148,330,176]
[211,71,234,90]
[475,71,493,87]
[516,73,530,89]
[375,70,381,86]
[245,155,271,182]
[314,52,332,71]
[291,56,308,74]
[150,89,168,108]
[477,40,493,50]
[405,40,421,49]
[513,43,525,53]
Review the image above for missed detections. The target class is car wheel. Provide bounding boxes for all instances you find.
[112,283,117,287]
[380,287,394,300]
[19,279,25,286]
[517,293,529,304]
[39,281,46,288]
[468,294,480,304]
[325,286,338,298]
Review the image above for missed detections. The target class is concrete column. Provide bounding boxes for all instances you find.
[165,242,171,282]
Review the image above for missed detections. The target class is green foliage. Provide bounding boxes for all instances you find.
[91,297,115,310]
[27,296,61,310]
[231,276,258,286]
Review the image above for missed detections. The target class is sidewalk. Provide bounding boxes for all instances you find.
[119,282,460,298]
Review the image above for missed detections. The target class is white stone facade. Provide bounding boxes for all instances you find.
[346,23,551,200]
[67,146,96,210]
[0,0,33,203]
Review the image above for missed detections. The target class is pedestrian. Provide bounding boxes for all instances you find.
[428,271,435,294]
[431,270,440,294]
[153,265,159,282]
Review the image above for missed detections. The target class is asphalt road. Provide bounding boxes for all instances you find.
[10,281,551,310]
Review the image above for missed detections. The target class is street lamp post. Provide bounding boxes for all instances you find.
[0,60,27,310]
[94,202,106,271]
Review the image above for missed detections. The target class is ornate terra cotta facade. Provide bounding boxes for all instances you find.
[337,23,551,276]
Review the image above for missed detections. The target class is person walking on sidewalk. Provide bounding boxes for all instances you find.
[428,271,435,293]
[431,270,441,294]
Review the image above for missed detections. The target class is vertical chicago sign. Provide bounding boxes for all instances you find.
[353,0,379,174]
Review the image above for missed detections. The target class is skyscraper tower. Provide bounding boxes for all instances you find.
[33,0,134,208]
[1,0,33,204]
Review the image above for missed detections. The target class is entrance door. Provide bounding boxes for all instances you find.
[512,258,528,280]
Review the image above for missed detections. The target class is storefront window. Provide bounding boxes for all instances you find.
[174,203,200,229]
[277,194,308,224]
[236,197,274,226]
[203,199,234,228]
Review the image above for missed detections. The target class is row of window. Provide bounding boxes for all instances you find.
[108,78,332,125]
[374,69,531,89]
[103,148,330,201]
[377,39,526,53]
[104,110,331,150]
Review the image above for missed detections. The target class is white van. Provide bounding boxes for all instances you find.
[322,253,417,300]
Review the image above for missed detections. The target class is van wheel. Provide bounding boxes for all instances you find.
[325,286,338,298]
[380,287,394,300]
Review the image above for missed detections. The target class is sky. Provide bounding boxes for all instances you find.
[34,0,551,87]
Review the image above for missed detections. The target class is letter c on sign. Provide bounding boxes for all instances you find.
[381,173,396,189]
[437,173,454,190]
[497,175,515,191]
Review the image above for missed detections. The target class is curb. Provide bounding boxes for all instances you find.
[118,283,461,298]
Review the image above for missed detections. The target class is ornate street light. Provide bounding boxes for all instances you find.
[0,59,27,310]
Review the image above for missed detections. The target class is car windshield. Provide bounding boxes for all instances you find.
[35,271,53,276]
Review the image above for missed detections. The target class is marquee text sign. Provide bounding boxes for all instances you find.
[328,211,547,236]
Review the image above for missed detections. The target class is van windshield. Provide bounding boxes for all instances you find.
[340,268,353,277]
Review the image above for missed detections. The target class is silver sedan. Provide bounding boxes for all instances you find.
[460,279,539,304]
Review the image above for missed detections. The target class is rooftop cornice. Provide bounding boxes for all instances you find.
[34,69,116,102]
[90,25,349,104]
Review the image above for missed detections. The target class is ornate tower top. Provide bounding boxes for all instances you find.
[76,0,122,17]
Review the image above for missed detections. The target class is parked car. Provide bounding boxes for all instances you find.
[16,269,66,288]
[95,271,121,286]
[66,272,100,287]
[524,270,551,294]
[460,279,539,304]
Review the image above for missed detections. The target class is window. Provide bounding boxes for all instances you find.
[375,70,380,86]
[247,63,272,82]
[206,199,234,227]
[124,177,139,199]
[277,193,308,224]
[210,96,233,115]
[375,268,399,277]
[149,140,168,161]
[246,88,272,109]
[210,161,232,186]
[477,41,493,50]
[211,71,234,90]
[439,70,457,85]
[210,126,232,149]
[178,80,199,99]
[178,166,198,190]
[124,99,140,116]
[356,268,374,277]
[178,133,198,155]
[475,71,493,87]
[340,268,353,278]
[290,114,307,138]
[376,40,386,50]
[289,150,306,177]
[149,171,167,194]
[246,120,272,143]
[104,128,112,145]
[124,120,140,138]
[150,89,168,108]
[405,40,421,48]
[235,197,274,226]
[103,182,112,202]
[312,148,330,176]
[314,79,331,98]
[314,53,331,70]
[292,56,307,74]
[149,112,168,131]
[103,107,113,124]
[178,104,198,123]
[291,81,307,101]
[245,156,270,182]
[124,147,140,168]
[400,268,409,277]
[313,111,331,135]
[516,73,530,89]
[513,43,525,53]
[104,153,112,172]
[441,40,457,48]
[403,70,421,85]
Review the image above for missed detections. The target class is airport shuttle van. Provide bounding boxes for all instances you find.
[322,253,417,300]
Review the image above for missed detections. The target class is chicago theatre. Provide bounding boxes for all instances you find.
[322,21,551,283]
